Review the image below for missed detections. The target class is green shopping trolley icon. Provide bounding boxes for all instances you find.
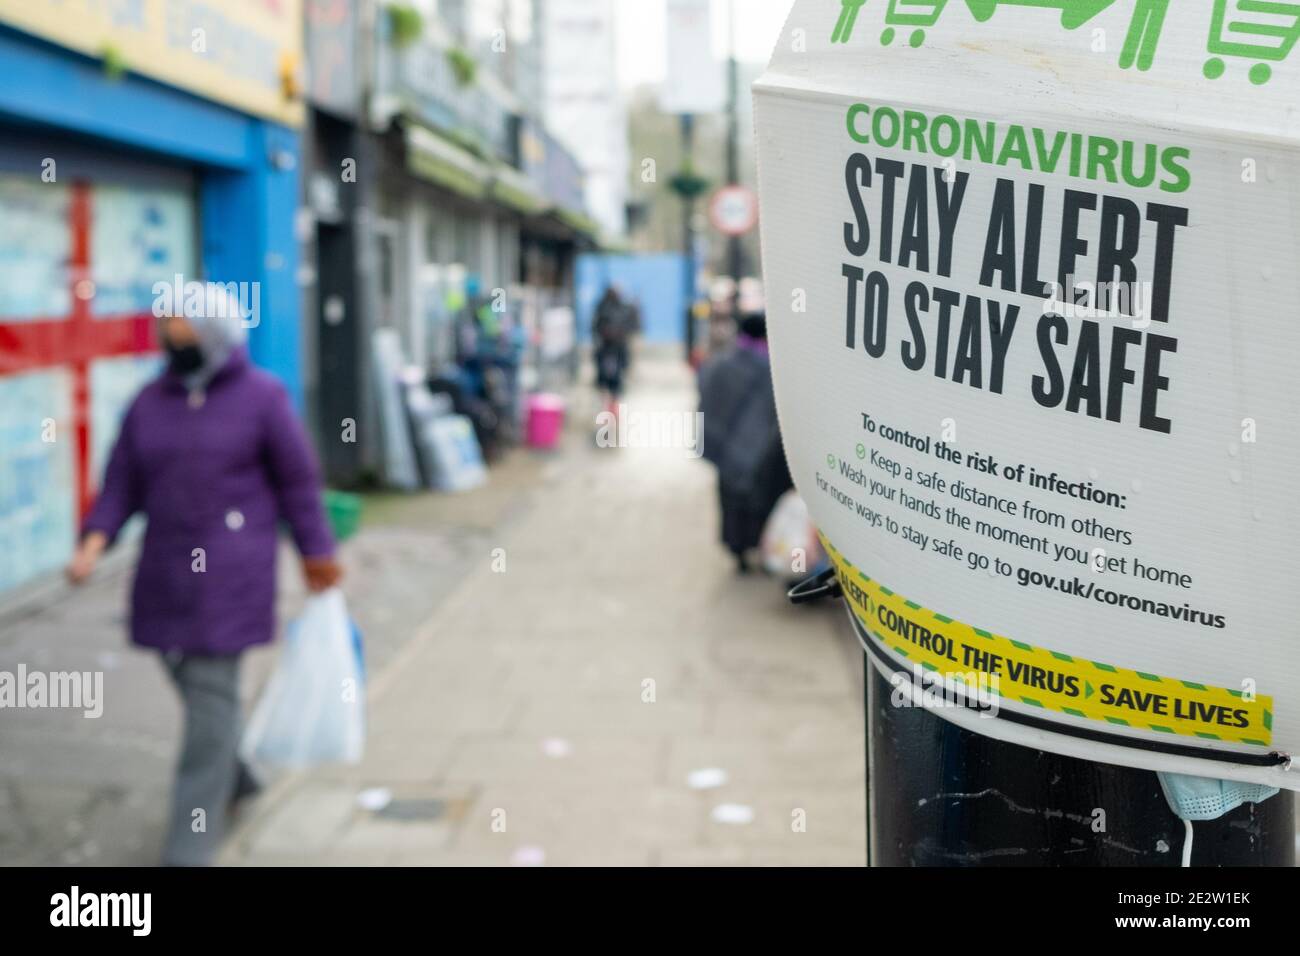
[880,0,952,46]
[1204,0,1300,84]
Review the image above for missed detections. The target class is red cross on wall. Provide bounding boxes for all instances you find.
[0,182,158,520]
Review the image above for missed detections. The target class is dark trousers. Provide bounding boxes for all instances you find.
[159,653,255,866]
[719,486,764,558]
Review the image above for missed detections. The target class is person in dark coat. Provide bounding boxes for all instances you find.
[65,284,340,865]
[698,312,792,572]
[593,286,632,412]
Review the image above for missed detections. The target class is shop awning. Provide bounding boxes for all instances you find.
[520,205,602,247]
[552,206,600,238]
[404,122,491,200]
[489,164,547,216]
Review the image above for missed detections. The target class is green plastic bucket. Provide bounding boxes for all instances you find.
[324,490,363,543]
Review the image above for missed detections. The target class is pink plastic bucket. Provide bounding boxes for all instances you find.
[526,393,566,449]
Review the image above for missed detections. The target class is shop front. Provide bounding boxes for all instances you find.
[0,5,304,596]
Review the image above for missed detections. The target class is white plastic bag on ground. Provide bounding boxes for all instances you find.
[761,491,820,575]
[240,588,366,767]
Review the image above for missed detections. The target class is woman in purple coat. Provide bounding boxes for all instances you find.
[66,285,341,865]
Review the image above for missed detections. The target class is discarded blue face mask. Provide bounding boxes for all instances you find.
[1157,771,1279,821]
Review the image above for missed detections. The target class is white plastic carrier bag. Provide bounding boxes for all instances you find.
[240,588,366,767]
[761,490,821,575]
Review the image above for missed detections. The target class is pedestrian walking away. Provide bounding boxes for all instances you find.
[65,284,342,866]
[593,285,633,415]
[697,311,793,573]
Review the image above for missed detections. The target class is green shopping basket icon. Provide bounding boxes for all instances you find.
[881,0,951,46]
[1204,0,1300,84]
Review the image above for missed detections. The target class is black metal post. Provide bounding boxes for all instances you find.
[864,658,1294,866]
[725,0,744,299]
[681,112,697,362]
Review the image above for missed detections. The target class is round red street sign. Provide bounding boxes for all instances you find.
[708,184,759,236]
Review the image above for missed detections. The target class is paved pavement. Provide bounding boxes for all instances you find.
[0,457,543,866]
[0,348,867,866]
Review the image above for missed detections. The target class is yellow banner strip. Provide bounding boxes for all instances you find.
[822,537,1272,746]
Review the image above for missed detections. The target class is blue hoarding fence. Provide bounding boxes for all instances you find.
[575,253,689,346]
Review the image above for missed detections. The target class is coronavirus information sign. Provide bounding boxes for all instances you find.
[754,1,1300,788]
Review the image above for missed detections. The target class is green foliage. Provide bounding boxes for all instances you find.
[446,46,478,87]
[387,4,424,49]
[668,167,709,200]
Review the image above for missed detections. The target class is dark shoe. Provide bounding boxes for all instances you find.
[229,761,263,813]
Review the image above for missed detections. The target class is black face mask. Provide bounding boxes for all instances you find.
[738,314,767,340]
[166,342,204,375]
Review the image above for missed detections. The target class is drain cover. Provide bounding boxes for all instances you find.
[375,799,446,822]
